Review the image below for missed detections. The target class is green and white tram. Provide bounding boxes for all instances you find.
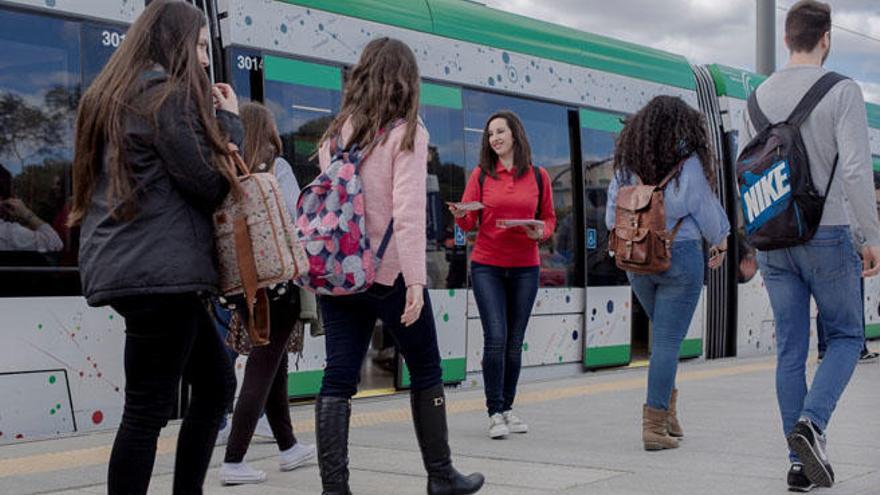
[0,0,876,444]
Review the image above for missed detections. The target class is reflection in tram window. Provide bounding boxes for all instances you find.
[873,156,880,217]
[81,23,128,88]
[420,83,467,289]
[0,9,81,267]
[463,90,576,287]
[581,109,627,286]
[261,55,342,188]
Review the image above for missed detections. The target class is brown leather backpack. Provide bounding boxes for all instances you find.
[609,168,684,275]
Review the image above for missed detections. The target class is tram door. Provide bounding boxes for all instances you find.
[580,109,706,369]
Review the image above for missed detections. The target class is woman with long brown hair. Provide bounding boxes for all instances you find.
[450,110,556,439]
[314,37,484,495]
[219,102,315,485]
[70,1,242,492]
[606,95,729,451]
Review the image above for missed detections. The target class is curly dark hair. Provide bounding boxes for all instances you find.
[613,95,716,187]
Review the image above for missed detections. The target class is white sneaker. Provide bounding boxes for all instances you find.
[254,415,274,442]
[488,413,509,439]
[219,461,267,485]
[503,410,528,434]
[279,442,316,471]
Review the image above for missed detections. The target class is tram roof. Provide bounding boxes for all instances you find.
[276,0,697,90]
[709,64,880,130]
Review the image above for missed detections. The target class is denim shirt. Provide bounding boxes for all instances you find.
[605,156,730,246]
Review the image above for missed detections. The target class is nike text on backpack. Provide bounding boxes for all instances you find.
[736,72,847,250]
[608,167,684,275]
[214,144,309,346]
[294,122,404,296]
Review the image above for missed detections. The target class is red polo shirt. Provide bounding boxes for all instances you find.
[455,162,556,267]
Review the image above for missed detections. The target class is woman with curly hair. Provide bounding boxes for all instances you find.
[605,95,730,451]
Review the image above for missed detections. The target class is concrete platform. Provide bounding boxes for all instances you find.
[1,349,877,495]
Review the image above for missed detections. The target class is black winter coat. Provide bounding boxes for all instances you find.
[78,73,243,306]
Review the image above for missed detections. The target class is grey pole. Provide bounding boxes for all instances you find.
[757,0,776,75]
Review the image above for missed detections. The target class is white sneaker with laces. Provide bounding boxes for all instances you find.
[488,413,509,439]
[254,415,274,442]
[503,410,528,434]
[279,442,316,471]
[219,461,267,485]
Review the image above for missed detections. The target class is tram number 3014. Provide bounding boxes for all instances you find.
[237,55,263,72]
[101,30,125,48]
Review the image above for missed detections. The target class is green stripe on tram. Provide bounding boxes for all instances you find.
[264,55,342,91]
[288,369,324,397]
[584,344,631,368]
[420,82,462,110]
[580,108,625,133]
[400,357,467,388]
[679,338,703,358]
[865,323,880,339]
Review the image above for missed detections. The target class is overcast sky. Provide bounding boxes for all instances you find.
[483,0,880,104]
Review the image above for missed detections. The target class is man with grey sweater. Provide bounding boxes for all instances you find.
[742,1,880,492]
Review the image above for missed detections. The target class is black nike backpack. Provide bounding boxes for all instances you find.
[736,71,847,250]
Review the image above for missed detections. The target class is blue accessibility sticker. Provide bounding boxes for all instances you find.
[586,228,597,250]
[454,224,466,247]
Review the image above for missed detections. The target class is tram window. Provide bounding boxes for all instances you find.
[0,8,81,275]
[580,108,628,287]
[462,90,576,287]
[228,47,263,103]
[262,55,341,188]
[420,82,467,289]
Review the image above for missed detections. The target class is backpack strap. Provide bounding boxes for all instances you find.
[786,72,848,127]
[747,91,771,134]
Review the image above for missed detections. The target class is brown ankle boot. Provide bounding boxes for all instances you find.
[642,405,679,451]
[667,389,683,438]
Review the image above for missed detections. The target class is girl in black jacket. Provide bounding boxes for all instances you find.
[70,1,242,493]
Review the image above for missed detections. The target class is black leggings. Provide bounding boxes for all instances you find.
[224,295,300,462]
[109,293,235,495]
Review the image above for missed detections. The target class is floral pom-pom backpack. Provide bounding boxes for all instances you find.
[294,122,403,295]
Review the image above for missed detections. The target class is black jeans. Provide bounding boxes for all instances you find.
[225,294,300,462]
[109,293,235,495]
[470,261,540,416]
[319,276,442,398]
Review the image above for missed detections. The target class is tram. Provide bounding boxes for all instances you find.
[0,0,877,444]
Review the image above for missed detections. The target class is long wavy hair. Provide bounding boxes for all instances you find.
[240,102,283,173]
[320,37,420,153]
[613,96,716,187]
[478,110,533,179]
[69,0,237,225]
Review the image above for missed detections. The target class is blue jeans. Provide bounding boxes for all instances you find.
[757,226,863,461]
[471,262,540,416]
[318,276,442,398]
[628,240,704,411]
[816,278,867,355]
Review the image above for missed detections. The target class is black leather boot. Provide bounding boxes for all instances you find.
[411,384,485,495]
[316,396,353,495]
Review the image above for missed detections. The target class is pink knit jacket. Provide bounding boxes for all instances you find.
[318,119,429,287]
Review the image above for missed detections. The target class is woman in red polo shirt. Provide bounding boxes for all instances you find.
[450,110,556,439]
